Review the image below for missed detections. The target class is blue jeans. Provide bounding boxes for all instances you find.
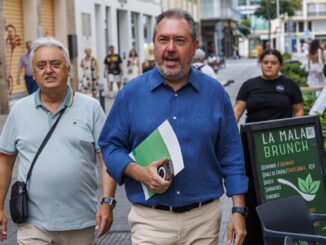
[25,75,38,94]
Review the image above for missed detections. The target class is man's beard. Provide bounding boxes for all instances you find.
[155,59,191,82]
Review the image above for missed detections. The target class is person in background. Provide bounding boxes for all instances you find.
[103,45,123,97]
[17,40,39,94]
[99,9,248,245]
[307,39,325,89]
[80,48,100,98]
[0,37,116,244]
[142,42,156,73]
[256,41,263,64]
[192,48,216,79]
[234,49,304,123]
[126,48,141,81]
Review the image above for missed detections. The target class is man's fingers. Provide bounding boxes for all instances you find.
[0,220,7,241]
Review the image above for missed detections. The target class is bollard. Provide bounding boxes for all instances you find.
[99,89,105,111]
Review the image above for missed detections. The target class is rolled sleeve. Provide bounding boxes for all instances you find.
[99,93,133,185]
[92,102,106,151]
[217,93,248,196]
[0,109,17,154]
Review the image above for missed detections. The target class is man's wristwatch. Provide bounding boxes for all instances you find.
[232,206,248,217]
[101,197,117,209]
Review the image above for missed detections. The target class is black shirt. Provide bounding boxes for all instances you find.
[104,54,122,75]
[236,76,303,123]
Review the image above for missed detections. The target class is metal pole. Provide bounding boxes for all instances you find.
[276,0,280,18]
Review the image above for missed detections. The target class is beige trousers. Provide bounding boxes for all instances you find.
[128,199,222,245]
[17,223,95,245]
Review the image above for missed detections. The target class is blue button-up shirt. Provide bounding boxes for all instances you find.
[99,67,248,207]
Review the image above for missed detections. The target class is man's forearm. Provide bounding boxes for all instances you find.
[0,153,16,209]
[98,152,116,198]
[231,194,245,207]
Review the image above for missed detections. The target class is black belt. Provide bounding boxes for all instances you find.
[151,199,215,213]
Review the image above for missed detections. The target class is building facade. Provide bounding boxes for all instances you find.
[271,0,326,54]
[200,0,240,57]
[75,0,161,83]
[0,0,162,113]
[0,0,73,113]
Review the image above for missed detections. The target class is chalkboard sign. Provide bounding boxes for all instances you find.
[241,116,326,244]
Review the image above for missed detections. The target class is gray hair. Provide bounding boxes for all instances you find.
[30,37,71,68]
[153,9,197,42]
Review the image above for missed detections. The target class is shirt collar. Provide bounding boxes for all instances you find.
[148,67,200,92]
[34,86,73,110]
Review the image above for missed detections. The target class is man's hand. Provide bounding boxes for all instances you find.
[95,204,113,238]
[227,213,246,245]
[125,158,172,194]
[0,210,8,241]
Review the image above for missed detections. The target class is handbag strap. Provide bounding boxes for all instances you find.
[25,107,67,185]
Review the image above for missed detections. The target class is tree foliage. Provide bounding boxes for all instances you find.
[254,0,301,20]
[239,18,251,36]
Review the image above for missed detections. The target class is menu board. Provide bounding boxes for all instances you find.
[241,116,326,243]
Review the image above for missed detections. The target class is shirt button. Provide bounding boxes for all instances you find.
[173,116,177,120]
[175,93,178,97]
[176,191,181,195]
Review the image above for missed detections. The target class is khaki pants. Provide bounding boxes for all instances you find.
[17,223,95,245]
[128,199,222,245]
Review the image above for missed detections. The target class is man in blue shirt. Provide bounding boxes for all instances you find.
[99,9,248,245]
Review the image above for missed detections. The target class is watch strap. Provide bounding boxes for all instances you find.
[232,206,248,217]
[101,197,117,209]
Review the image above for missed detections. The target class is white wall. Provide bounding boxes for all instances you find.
[74,0,161,81]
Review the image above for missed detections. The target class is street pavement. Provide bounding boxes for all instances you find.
[0,57,260,245]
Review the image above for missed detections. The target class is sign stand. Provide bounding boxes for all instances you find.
[241,116,326,244]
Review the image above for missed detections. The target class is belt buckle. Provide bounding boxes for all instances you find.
[169,206,173,212]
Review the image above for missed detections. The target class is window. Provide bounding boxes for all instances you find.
[131,12,139,53]
[250,0,261,5]
[298,22,304,32]
[308,21,312,31]
[238,0,247,6]
[81,13,91,37]
[308,3,326,17]
[143,15,152,43]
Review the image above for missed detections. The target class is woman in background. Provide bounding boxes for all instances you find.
[127,48,141,81]
[80,48,99,98]
[234,49,304,123]
[307,39,324,88]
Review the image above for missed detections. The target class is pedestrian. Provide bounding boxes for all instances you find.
[103,45,123,97]
[307,39,325,89]
[126,48,141,81]
[234,49,304,123]
[99,9,248,245]
[256,41,263,63]
[80,48,100,98]
[17,41,39,95]
[0,37,117,244]
[142,42,155,73]
[192,48,217,79]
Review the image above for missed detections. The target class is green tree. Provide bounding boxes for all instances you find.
[239,18,251,36]
[254,0,301,44]
[255,0,301,20]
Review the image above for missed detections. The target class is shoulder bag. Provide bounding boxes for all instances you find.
[9,107,66,223]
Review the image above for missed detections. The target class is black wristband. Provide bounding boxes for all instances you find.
[101,197,116,209]
[232,206,248,217]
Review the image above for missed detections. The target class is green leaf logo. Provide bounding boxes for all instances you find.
[298,174,320,195]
